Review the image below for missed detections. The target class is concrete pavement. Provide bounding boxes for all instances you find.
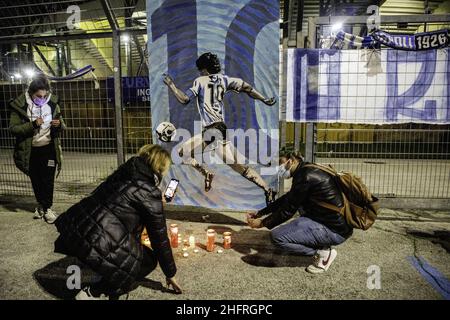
[0,197,449,300]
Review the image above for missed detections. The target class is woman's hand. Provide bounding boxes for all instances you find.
[51,119,61,127]
[247,217,263,229]
[166,277,183,294]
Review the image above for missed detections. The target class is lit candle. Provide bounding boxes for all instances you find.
[223,232,232,249]
[206,229,216,252]
[169,224,179,248]
[183,252,189,258]
[194,249,199,253]
[189,235,195,248]
[217,249,223,254]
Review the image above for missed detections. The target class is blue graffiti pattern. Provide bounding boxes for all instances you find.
[147,0,279,210]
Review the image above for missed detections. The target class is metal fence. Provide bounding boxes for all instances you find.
[0,1,449,208]
[317,124,449,199]
[0,36,150,201]
[281,13,450,202]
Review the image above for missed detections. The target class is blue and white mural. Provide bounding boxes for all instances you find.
[147,0,279,210]
[286,48,450,124]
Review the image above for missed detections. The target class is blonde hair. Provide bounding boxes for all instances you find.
[138,144,172,181]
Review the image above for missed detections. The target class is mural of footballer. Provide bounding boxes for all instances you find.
[163,52,277,204]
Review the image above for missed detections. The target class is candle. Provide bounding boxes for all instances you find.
[223,232,232,249]
[206,229,216,252]
[189,235,195,248]
[194,249,199,253]
[170,224,179,248]
[183,252,189,258]
[217,249,223,254]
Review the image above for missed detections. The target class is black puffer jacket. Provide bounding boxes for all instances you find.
[54,156,176,294]
[258,162,353,238]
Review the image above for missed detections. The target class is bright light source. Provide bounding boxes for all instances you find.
[24,68,35,78]
[279,18,283,23]
[14,73,22,79]
[331,22,343,32]
[121,34,130,43]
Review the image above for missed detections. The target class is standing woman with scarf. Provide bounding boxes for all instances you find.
[9,74,65,223]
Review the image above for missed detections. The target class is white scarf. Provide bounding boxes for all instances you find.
[26,92,53,147]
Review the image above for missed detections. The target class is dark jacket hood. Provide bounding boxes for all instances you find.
[124,156,158,185]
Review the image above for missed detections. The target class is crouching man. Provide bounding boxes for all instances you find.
[247,149,353,274]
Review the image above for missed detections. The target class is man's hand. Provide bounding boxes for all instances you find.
[247,217,263,229]
[166,277,183,294]
[51,119,61,127]
[35,117,44,126]
[163,73,174,87]
[263,97,277,106]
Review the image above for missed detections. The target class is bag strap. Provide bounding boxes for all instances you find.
[304,163,348,214]
[309,198,340,213]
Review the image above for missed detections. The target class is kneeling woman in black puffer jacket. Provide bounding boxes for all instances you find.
[54,144,182,299]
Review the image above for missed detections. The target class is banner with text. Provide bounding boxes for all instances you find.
[286,48,450,124]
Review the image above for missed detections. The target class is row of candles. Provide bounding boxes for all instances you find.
[169,224,231,255]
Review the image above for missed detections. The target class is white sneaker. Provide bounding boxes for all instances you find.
[75,287,108,300]
[33,206,44,219]
[306,248,337,274]
[43,208,57,224]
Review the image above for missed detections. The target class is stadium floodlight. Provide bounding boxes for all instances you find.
[121,34,130,43]
[24,68,35,78]
[14,73,22,79]
[331,22,343,32]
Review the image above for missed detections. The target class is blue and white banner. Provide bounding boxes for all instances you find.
[330,29,449,51]
[372,29,449,51]
[332,30,375,49]
[286,48,450,124]
[147,0,279,210]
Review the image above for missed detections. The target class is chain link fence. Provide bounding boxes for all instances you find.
[0,1,449,207]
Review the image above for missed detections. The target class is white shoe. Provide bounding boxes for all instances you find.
[33,206,44,219]
[306,248,337,274]
[75,287,108,300]
[43,208,57,224]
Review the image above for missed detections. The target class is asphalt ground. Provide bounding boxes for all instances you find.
[0,197,449,300]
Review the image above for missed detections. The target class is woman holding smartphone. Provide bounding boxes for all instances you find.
[9,74,65,223]
[54,144,182,299]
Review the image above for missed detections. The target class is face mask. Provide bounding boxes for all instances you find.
[33,97,48,107]
[278,161,292,179]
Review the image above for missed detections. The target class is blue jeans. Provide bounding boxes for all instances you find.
[271,216,347,256]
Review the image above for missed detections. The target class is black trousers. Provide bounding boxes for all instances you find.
[91,246,158,297]
[29,143,56,211]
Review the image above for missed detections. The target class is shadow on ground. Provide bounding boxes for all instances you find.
[33,256,169,299]
[0,195,37,213]
[407,230,450,253]
[206,225,312,268]
[166,210,246,225]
